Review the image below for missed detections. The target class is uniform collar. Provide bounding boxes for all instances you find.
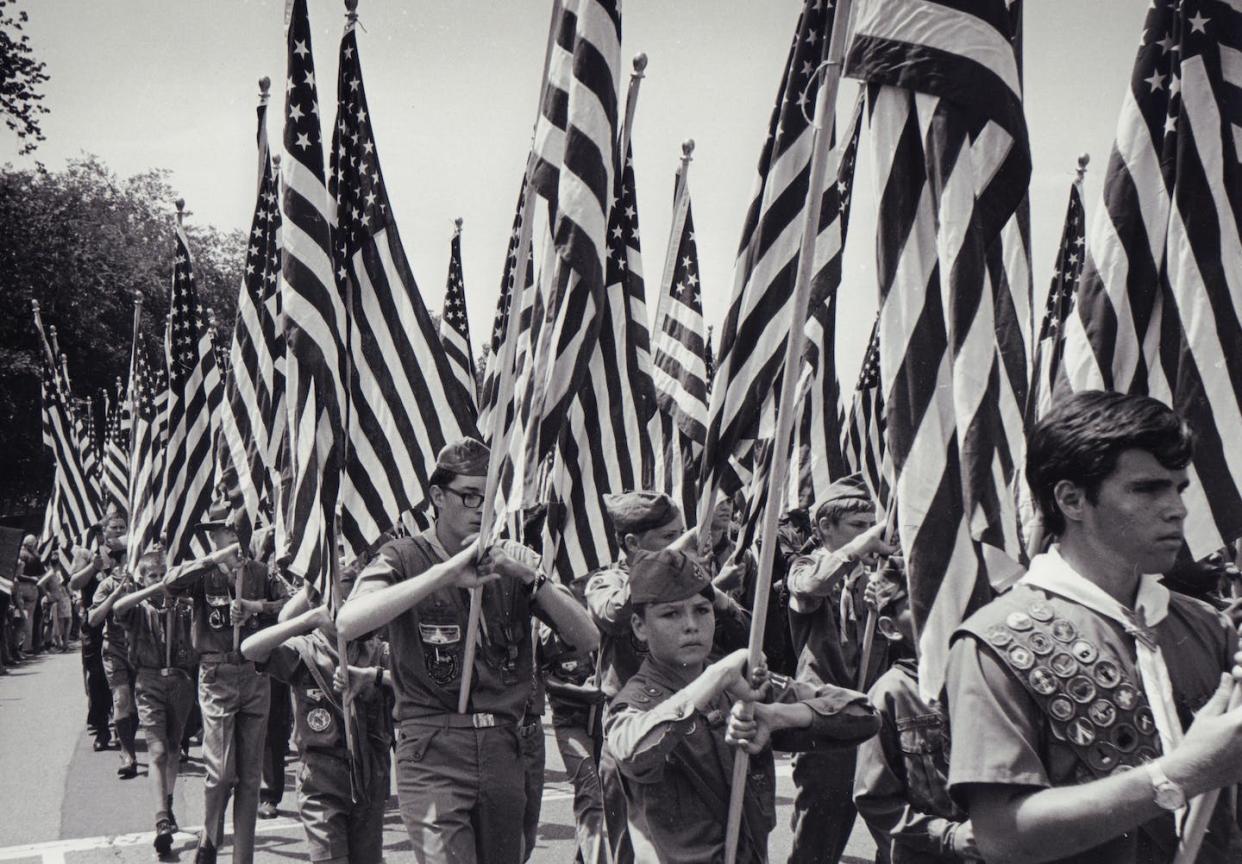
[1021,546,1168,643]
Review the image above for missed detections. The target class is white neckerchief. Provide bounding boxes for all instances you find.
[1021,547,1183,761]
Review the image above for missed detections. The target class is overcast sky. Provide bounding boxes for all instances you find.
[6,0,1148,384]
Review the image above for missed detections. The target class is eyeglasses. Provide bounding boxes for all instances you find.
[440,486,485,509]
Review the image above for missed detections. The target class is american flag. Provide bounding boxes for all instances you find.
[788,91,865,510]
[543,132,656,580]
[127,346,169,562]
[512,0,620,522]
[846,0,1031,698]
[699,0,841,517]
[1029,164,1088,424]
[439,220,480,417]
[35,338,100,545]
[216,79,284,548]
[160,215,224,562]
[280,0,346,594]
[651,150,710,527]
[840,316,891,515]
[101,378,129,514]
[1062,0,1242,557]
[332,15,478,560]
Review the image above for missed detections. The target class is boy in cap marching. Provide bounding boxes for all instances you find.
[109,551,197,856]
[164,504,289,864]
[587,491,751,863]
[241,585,392,864]
[605,547,880,863]
[853,572,981,863]
[337,437,599,864]
[786,474,897,864]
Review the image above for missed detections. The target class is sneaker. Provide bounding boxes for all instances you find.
[153,818,174,856]
[257,800,278,820]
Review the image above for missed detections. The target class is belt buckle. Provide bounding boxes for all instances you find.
[160,668,173,678]
[472,712,496,729]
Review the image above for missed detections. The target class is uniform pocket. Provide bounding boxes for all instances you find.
[896,713,958,818]
[397,727,439,765]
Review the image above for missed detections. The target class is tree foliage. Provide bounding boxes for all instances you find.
[0,0,48,155]
[0,155,244,515]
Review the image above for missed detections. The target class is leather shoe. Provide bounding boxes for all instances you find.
[93,737,109,752]
[193,842,217,864]
[153,818,174,856]
[257,800,278,819]
[117,755,138,779]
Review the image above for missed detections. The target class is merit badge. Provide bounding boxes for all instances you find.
[1067,717,1097,746]
[1135,708,1156,736]
[1051,619,1077,643]
[1092,660,1121,689]
[1071,639,1098,664]
[1028,601,1055,622]
[1007,644,1035,671]
[1088,742,1120,773]
[1114,684,1139,711]
[306,707,333,733]
[1088,699,1117,728]
[1050,652,1079,678]
[1049,696,1075,721]
[1029,667,1058,696]
[1134,747,1159,763]
[985,625,1012,648]
[1067,675,1097,704]
[1006,612,1034,632]
[1112,723,1139,753]
[1028,631,1055,655]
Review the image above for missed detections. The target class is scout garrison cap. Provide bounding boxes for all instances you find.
[813,473,871,517]
[197,501,239,533]
[435,438,490,477]
[602,491,678,536]
[629,548,712,605]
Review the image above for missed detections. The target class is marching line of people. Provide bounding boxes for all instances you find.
[11,391,1242,863]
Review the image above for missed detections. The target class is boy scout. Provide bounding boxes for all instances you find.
[86,507,139,778]
[605,547,880,863]
[337,438,599,864]
[165,504,288,864]
[785,475,897,864]
[587,491,751,864]
[241,587,391,864]
[110,552,196,855]
[947,391,1242,863]
[853,577,980,863]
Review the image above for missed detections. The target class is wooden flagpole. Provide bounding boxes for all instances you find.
[457,0,563,714]
[722,2,854,861]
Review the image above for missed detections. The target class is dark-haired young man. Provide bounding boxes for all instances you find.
[337,438,598,864]
[947,390,1242,863]
[586,492,751,863]
[786,475,897,864]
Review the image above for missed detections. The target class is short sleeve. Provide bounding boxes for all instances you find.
[262,641,308,687]
[353,543,403,594]
[945,634,1051,802]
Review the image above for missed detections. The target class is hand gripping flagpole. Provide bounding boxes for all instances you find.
[457,0,562,715]
[722,2,854,861]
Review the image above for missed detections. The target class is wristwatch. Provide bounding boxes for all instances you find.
[1146,762,1186,811]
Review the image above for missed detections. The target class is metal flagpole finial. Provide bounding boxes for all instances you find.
[258,76,271,105]
[175,198,186,226]
[454,217,463,235]
[345,0,359,25]
[134,290,143,310]
[632,52,648,77]
[1075,152,1090,183]
[682,139,695,160]
[273,153,282,170]
[30,298,40,315]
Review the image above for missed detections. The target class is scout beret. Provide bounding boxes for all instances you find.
[602,491,678,535]
[813,473,871,517]
[435,437,490,477]
[629,548,713,606]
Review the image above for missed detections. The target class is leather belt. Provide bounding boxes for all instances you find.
[199,651,249,665]
[401,712,514,731]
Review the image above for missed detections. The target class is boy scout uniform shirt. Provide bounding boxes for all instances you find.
[90,567,132,659]
[354,529,556,723]
[168,559,284,655]
[605,657,880,863]
[946,582,1237,864]
[586,560,751,700]
[853,659,966,864]
[114,596,196,672]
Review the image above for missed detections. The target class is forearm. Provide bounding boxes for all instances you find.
[113,583,165,616]
[279,588,313,622]
[787,551,854,598]
[68,563,97,591]
[536,583,600,652]
[87,585,125,628]
[337,564,456,640]
[241,609,319,662]
[971,767,1170,863]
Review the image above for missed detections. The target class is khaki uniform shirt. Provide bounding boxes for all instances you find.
[114,595,196,672]
[168,559,284,655]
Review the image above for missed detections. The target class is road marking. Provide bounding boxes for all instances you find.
[0,763,793,861]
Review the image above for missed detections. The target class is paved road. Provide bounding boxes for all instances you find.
[0,649,878,863]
